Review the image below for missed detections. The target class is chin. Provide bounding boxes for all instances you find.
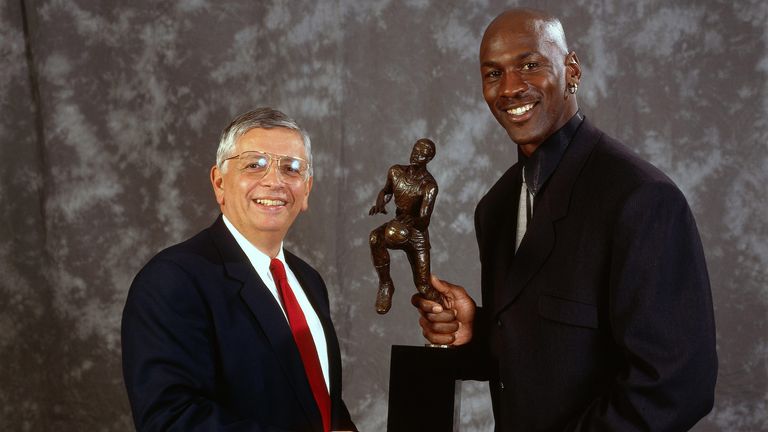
[505,123,547,145]
[504,128,532,144]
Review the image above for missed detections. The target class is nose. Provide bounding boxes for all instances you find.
[258,160,283,186]
[500,70,527,97]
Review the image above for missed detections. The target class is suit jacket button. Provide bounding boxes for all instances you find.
[499,381,505,390]
[497,319,502,327]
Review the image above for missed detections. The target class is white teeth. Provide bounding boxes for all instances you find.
[256,199,286,206]
[507,103,534,116]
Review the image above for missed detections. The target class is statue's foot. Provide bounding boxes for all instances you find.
[419,285,442,303]
[376,282,395,314]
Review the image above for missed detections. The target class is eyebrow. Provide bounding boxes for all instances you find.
[481,51,539,68]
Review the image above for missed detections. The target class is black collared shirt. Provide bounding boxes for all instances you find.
[518,111,585,197]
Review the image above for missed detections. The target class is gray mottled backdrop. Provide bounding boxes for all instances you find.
[1,0,765,430]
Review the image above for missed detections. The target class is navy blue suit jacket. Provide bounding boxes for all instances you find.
[467,118,717,431]
[122,216,356,431]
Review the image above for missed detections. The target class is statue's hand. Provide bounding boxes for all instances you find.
[369,205,387,215]
[411,275,476,346]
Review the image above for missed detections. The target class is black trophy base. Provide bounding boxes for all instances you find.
[387,345,461,432]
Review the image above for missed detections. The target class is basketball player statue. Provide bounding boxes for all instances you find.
[369,138,440,314]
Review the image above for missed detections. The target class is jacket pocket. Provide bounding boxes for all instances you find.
[538,294,599,329]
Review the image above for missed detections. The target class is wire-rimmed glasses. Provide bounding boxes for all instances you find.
[223,150,311,184]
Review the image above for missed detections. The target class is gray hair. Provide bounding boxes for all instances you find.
[216,107,313,176]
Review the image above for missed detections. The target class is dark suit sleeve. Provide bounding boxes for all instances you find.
[332,397,356,431]
[569,182,717,431]
[454,306,497,381]
[121,258,290,432]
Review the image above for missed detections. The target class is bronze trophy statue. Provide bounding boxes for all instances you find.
[371,139,458,429]
[369,138,441,314]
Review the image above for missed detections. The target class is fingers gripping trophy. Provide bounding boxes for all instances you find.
[368,138,441,314]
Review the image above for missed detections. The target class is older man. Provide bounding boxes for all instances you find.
[122,108,356,431]
[413,8,717,431]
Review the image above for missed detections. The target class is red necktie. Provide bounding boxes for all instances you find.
[270,258,331,432]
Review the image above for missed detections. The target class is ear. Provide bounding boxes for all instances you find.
[566,51,581,85]
[301,176,313,212]
[211,165,225,205]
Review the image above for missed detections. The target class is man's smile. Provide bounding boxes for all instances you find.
[506,102,535,116]
[254,198,287,207]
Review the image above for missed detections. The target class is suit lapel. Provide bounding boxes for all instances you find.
[486,164,523,310]
[494,197,556,315]
[285,252,340,399]
[285,253,330,325]
[208,217,321,428]
[492,119,603,317]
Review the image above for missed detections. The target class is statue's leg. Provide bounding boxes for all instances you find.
[370,226,395,314]
[406,243,440,303]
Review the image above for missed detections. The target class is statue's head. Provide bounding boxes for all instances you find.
[410,138,436,165]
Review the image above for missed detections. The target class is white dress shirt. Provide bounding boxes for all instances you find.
[223,215,330,393]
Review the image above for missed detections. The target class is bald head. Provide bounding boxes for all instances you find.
[482,8,569,59]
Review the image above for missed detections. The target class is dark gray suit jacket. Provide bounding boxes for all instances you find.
[467,118,717,431]
[122,216,356,431]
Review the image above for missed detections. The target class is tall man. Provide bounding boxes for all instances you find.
[413,8,717,431]
[122,108,357,432]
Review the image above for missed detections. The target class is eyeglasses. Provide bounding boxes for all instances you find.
[223,150,311,183]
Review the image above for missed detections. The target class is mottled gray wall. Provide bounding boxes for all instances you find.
[1,0,765,430]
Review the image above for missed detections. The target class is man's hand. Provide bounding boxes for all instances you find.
[411,275,476,346]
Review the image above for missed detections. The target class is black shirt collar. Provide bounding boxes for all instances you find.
[518,111,584,196]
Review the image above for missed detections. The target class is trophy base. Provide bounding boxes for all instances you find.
[387,345,462,431]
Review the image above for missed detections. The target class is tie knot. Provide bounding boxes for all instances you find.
[270,258,288,282]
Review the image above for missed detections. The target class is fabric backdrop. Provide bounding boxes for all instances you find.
[1,0,766,430]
